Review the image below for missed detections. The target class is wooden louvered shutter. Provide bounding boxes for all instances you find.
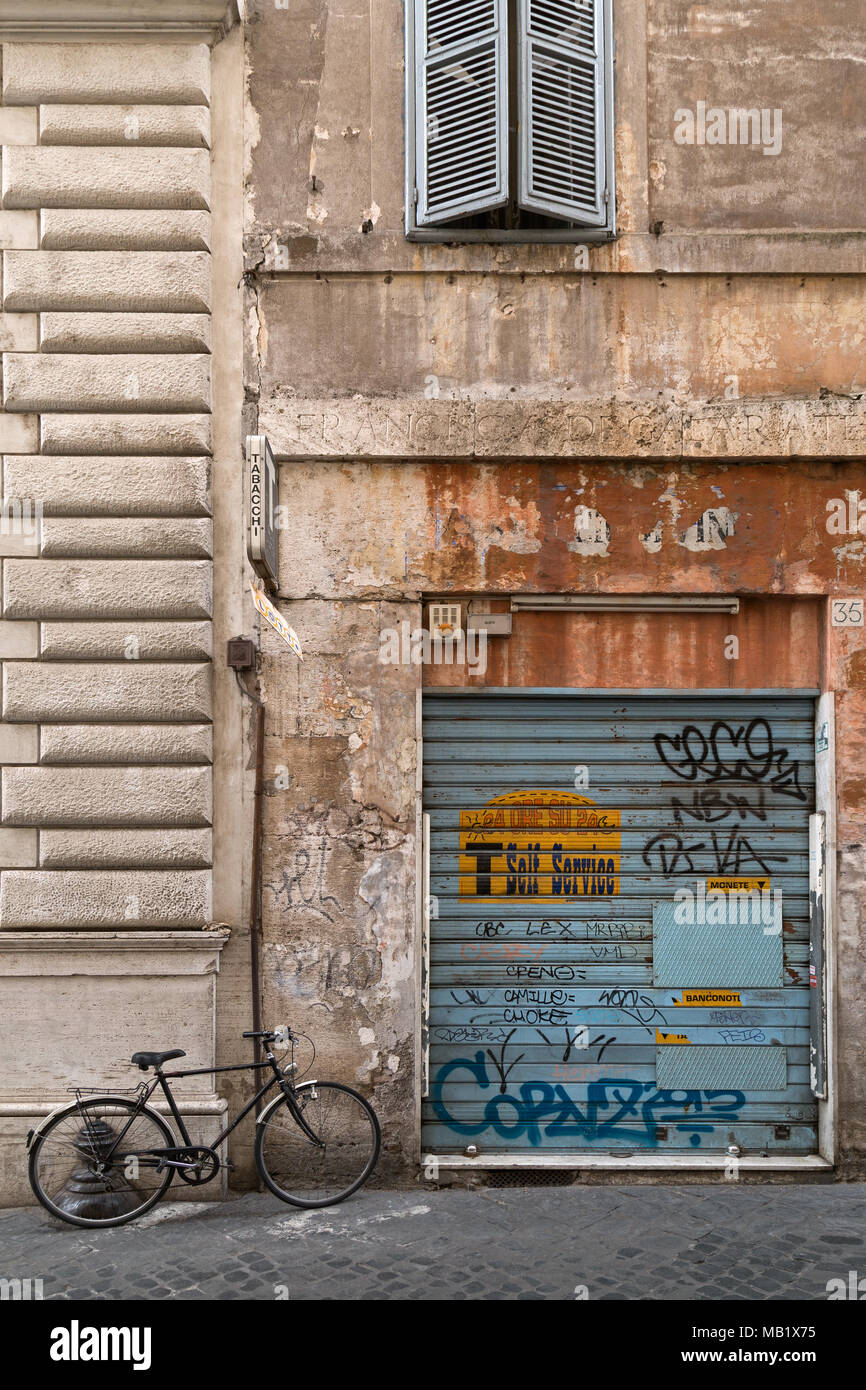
[415,0,508,226]
[517,0,610,226]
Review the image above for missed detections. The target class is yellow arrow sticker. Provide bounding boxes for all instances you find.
[706,877,770,894]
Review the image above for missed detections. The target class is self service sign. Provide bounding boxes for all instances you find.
[459,790,622,900]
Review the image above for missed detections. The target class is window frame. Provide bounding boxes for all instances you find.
[404,0,617,244]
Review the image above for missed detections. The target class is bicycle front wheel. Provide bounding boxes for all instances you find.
[29,1097,175,1228]
[255,1081,381,1208]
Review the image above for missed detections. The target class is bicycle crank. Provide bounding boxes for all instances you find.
[162,1147,221,1185]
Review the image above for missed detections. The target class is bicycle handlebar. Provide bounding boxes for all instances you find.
[242,1027,295,1042]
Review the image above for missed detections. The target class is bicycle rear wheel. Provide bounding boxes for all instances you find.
[29,1097,175,1228]
[255,1081,381,1208]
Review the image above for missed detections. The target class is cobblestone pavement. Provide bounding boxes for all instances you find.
[1,1183,864,1301]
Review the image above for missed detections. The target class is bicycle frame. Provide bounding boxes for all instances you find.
[80,1050,323,1169]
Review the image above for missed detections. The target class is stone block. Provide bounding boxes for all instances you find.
[3,558,212,620]
[39,313,211,354]
[0,313,38,351]
[0,869,213,927]
[39,518,212,559]
[1,764,212,825]
[0,527,40,558]
[2,43,211,106]
[39,827,212,868]
[39,104,211,148]
[0,211,38,249]
[3,250,211,312]
[0,827,37,866]
[0,724,38,762]
[0,620,38,657]
[40,723,212,766]
[40,209,211,252]
[3,352,211,413]
[2,661,212,722]
[0,414,38,453]
[0,108,37,145]
[4,454,211,517]
[40,620,212,661]
[39,413,211,456]
[2,146,210,211]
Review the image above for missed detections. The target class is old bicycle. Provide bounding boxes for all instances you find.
[26,1025,381,1228]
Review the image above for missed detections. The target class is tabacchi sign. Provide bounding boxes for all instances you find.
[459,791,621,901]
[246,434,279,590]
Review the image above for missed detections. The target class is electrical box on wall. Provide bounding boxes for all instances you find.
[466,612,512,637]
[226,637,256,671]
[428,602,462,639]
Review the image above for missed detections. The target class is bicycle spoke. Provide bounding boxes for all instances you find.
[30,1100,175,1228]
[257,1083,380,1207]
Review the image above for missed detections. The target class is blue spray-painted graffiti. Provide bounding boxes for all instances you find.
[431,1053,746,1148]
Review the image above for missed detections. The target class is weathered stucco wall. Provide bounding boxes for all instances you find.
[258,600,419,1175]
[254,274,865,405]
[244,0,866,266]
[244,0,866,1175]
[273,460,866,597]
[647,1,866,232]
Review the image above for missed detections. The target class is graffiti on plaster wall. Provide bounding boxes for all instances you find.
[268,842,341,923]
[430,1052,746,1147]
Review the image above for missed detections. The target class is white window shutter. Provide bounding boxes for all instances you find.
[517,0,610,226]
[415,0,509,226]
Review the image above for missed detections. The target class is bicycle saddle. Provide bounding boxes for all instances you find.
[131,1049,186,1071]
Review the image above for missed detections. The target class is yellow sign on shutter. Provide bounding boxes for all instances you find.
[459,790,621,901]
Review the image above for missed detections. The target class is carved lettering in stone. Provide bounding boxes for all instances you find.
[268,397,866,461]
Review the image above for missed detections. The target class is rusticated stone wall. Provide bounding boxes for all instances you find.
[0,10,251,1204]
[0,40,215,926]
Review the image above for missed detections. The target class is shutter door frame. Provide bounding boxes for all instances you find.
[422,687,821,1162]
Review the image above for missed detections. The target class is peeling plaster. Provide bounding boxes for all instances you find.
[640,520,664,553]
[360,200,381,234]
[679,506,738,551]
[568,506,611,556]
[833,539,866,571]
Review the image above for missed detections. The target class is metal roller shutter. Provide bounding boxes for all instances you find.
[422,691,818,1157]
